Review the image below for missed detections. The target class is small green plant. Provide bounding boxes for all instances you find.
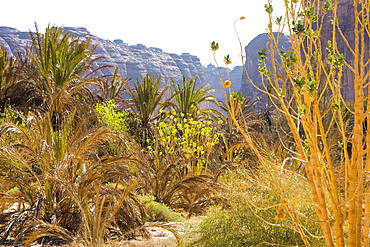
[95,100,129,133]
[140,110,225,214]
[138,195,184,222]
[0,106,29,144]
[0,106,26,127]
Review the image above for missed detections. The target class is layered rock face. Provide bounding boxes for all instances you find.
[0,26,210,91]
[239,1,364,102]
[0,27,32,57]
[205,64,243,101]
[317,0,365,102]
[240,33,292,100]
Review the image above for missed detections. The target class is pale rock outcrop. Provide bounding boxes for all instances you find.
[240,32,291,100]
[0,26,209,91]
[205,64,244,101]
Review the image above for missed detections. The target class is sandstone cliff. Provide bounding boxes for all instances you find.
[240,0,363,102]
[0,26,211,91]
[240,33,292,100]
[239,1,364,102]
[316,0,364,102]
[205,64,243,101]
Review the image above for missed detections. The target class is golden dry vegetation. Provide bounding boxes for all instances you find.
[1,0,370,246]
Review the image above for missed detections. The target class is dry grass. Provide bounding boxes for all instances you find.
[0,111,149,246]
[19,223,184,247]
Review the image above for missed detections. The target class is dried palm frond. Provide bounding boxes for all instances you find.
[0,109,149,246]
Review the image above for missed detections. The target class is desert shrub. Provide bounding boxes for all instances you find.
[148,110,222,175]
[138,195,184,222]
[213,1,370,244]
[95,99,129,133]
[94,100,142,157]
[140,110,225,215]
[185,168,325,247]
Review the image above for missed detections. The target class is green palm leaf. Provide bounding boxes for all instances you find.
[169,75,221,120]
[127,73,168,129]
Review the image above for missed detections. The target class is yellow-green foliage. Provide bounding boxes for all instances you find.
[0,107,29,144]
[0,106,26,127]
[147,109,222,175]
[95,100,129,133]
[138,195,184,222]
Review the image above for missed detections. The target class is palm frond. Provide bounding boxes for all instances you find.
[169,75,219,120]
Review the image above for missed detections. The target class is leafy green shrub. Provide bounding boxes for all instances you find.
[139,109,225,215]
[95,100,137,156]
[185,168,325,247]
[95,100,129,133]
[147,110,222,175]
[138,195,184,222]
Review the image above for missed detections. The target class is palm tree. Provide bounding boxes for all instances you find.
[219,92,260,136]
[168,75,221,120]
[0,109,148,246]
[98,67,130,105]
[0,44,44,112]
[0,46,20,109]
[20,24,104,127]
[138,125,225,216]
[127,74,167,144]
[219,92,263,164]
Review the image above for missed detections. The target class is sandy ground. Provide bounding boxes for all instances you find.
[118,222,184,247]
[2,204,190,247]
[0,204,185,247]
[22,222,185,247]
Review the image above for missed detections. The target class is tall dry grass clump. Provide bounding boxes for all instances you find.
[0,109,148,246]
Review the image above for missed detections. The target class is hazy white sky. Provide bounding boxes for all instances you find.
[0,0,286,68]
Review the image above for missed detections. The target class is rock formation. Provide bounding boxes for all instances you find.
[239,1,365,102]
[0,27,32,57]
[0,26,258,103]
[0,26,212,91]
[240,33,292,100]
[0,1,362,103]
[316,0,365,102]
[205,64,244,101]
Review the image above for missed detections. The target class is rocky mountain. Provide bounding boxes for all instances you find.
[317,0,364,102]
[205,64,243,101]
[239,0,365,102]
[240,32,292,100]
[0,26,246,101]
[0,26,211,91]
[0,0,362,104]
